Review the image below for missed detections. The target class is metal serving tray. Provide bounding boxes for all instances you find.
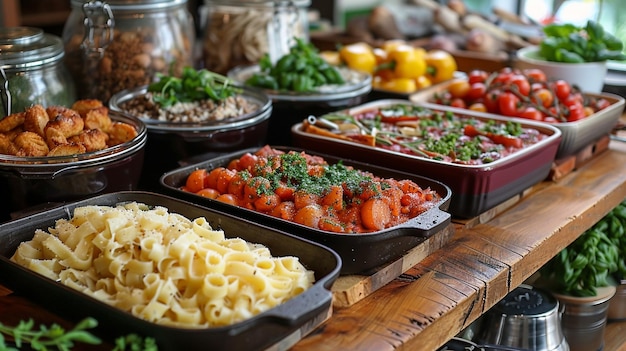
[0,191,341,351]
[291,100,562,219]
[410,80,625,158]
[160,146,452,275]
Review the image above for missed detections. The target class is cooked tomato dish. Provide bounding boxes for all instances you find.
[181,145,443,234]
[302,103,550,165]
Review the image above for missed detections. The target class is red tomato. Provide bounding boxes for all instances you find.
[468,69,489,84]
[552,80,572,101]
[566,102,586,122]
[595,98,611,111]
[484,90,501,113]
[519,106,543,121]
[497,92,521,116]
[450,98,467,109]
[237,153,259,171]
[509,75,531,96]
[523,68,547,83]
[466,82,487,101]
[186,169,208,193]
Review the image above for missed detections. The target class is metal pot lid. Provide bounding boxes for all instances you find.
[70,0,188,11]
[0,27,64,69]
[204,0,310,7]
[493,284,558,316]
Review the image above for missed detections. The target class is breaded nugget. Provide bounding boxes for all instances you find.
[13,131,50,157]
[84,106,112,131]
[107,121,138,146]
[23,105,50,137]
[71,99,104,118]
[0,112,25,133]
[68,129,109,152]
[48,142,86,157]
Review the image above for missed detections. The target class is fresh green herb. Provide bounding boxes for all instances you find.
[245,37,345,92]
[148,66,241,108]
[112,334,158,351]
[541,203,624,296]
[539,20,626,63]
[0,317,101,351]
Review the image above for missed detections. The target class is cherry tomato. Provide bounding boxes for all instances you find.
[523,68,547,83]
[468,69,489,84]
[509,75,531,96]
[595,98,611,111]
[186,169,208,193]
[468,102,487,112]
[566,102,586,122]
[552,80,572,101]
[497,92,521,117]
[450,98,467,109]
[519,106,543,121]
[484,90,501,113]
[447,80,471,98]
[532,88,554,108]
[466,82,487,101]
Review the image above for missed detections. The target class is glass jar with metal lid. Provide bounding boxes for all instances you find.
[0,27,77,118]
[62,0,195,102]
[202,0,311,75]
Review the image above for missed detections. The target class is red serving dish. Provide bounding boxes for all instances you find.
[291,100,562,218]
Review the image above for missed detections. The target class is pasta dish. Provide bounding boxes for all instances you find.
[10,202,315,328]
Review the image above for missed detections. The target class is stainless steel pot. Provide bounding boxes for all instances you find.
[476,284,569,351]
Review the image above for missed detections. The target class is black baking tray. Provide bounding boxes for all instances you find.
[160,146,452,275]
[0,191,341,351]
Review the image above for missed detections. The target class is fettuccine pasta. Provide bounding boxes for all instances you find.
[10,202,315,328]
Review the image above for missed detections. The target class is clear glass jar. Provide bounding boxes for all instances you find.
[202,0,310,74]
[0,27,77,118]
[62,0,195,102]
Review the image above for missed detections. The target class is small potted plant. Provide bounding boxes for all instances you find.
[605,200,626,321]
[537,211,620,351]
[515,20,626,92]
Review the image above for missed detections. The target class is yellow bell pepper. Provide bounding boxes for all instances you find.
[339,42,377,74]
[385,44,427,80]
[377,77,417,93]
[424,50,457,83]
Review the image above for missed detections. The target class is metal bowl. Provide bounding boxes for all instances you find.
[109,84,272,190]
[0,110,147,221]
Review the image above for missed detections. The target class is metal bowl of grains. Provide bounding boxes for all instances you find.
[109,83,272,190]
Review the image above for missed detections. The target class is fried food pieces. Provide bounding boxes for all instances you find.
[0,100,138,157]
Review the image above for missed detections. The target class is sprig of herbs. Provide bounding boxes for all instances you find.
[0,317,101,351]
[148,66,241,108]
[539,20,626,63]
[0,317,158,351]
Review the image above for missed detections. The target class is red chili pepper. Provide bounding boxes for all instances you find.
[378,115,419,123]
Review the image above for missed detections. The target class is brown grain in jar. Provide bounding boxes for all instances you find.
[62,0,195,102]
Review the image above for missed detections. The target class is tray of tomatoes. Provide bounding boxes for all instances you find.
[291,100,562,218]
[410,67,625,158]
[160,146,452,275]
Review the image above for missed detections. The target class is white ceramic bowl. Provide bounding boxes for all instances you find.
[515,46,607,93]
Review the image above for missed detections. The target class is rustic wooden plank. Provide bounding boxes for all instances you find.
[332,225,455,308]
[292,141,626,351]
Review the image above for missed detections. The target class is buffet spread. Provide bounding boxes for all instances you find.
[1,0,626,350]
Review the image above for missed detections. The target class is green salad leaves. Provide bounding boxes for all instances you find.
[539,20,626,63]
[148,67,241,108]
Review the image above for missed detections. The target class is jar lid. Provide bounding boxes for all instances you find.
[71,0,188,10]
[0,27,65,69]
[204,0,311,7]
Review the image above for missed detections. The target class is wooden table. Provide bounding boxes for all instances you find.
[2,138,626,351]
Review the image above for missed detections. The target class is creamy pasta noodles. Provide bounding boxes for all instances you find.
[10,202,315,328]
